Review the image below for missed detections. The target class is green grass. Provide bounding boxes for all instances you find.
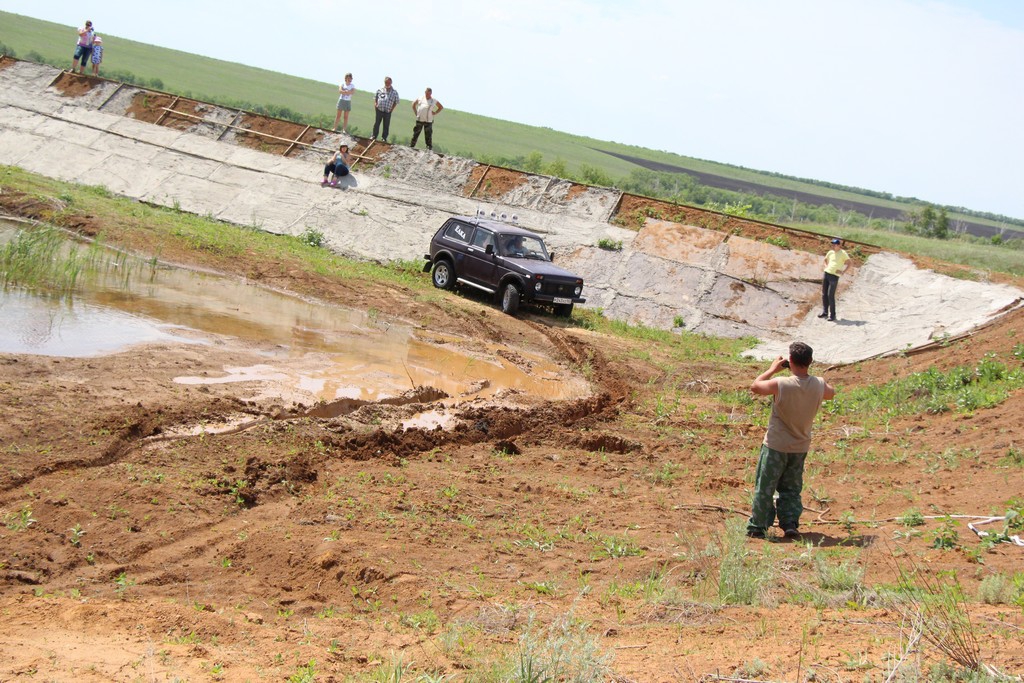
[808,224,1024,277]
[4,10,1022,236]
[0,165,427,292]
[827,354,1024,422]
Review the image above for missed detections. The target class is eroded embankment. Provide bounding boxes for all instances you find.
[1,56,1021,362]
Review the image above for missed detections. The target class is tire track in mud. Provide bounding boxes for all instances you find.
[0,417,163,495]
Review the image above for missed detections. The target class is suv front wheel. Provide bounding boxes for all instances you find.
[500,283,521,315]
[431,259,455,290]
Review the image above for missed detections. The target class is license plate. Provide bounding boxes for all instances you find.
[553,297,572,304]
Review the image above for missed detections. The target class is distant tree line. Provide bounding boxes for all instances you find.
[714,161,1024,229]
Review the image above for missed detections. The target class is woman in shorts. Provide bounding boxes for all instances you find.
[333,73,354,133]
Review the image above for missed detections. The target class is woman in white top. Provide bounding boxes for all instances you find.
[333,73,355,133]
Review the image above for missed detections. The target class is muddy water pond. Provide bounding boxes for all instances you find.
[0,222,589,413]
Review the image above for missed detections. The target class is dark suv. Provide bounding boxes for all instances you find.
[423,216,586,316]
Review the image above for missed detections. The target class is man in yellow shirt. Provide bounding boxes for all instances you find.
[818,238,849,322]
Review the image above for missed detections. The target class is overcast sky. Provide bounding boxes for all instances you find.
[4,0,1023,219]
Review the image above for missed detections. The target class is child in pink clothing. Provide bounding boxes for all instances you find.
[321,145,352,186]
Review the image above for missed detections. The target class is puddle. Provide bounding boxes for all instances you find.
[1,221,589,408]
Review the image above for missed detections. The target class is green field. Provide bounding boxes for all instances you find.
[1,9,1021,235]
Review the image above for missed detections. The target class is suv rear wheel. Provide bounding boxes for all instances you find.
[431,259,455,290]
[500,283,521,315]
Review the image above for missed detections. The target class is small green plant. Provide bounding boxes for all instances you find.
[596,237,623,251]
[647,460,680,485]
[672,315,685,328]
[522,580,558,596]
[288,659,317,683]
[591,534,642,559]
[113,572,136,597]
[68,523,85,547]
[899,509,926,527]
[931,515,959,550]
[838,510,857,535]
[4,505,37,531]
[763,235,791,249]
[299,227,326,248]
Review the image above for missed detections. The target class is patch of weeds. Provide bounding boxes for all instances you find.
[369,653,409,682]
[736,658,769,678]
[717,519,772,605]
[521,580,559,596]
[977,572,1024,606]
[1001,444,1023,467]
[288,659,317,683]
[826,355,1024,422]
[590,533,642,560]
[400,609,440,632]
[815,556,864,596]
[511,610,611,682]
[809,487,834,506]
[646,460,680,485]
[930,515,959,550]
[899,508,926,527]
[763,235,790,249]
[298,227,325,248]
[596,237,622,251]
[889,562,981,671]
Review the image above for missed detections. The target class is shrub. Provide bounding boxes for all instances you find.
[298,227,325,248]
[977,572,1024,605]
[596,237,622,251]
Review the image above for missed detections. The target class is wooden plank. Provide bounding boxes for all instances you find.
[216,110,244,142]
[96,82,125,111]
[468,165,491,198]
[351,139,375,169]
[154,97,181,126]
[157,107,314,147]
[284,125,310,157]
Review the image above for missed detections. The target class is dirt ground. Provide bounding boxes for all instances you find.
[1,185,1023,682]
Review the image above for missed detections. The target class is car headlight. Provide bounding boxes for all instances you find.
[574,286,582,296]
[535,282,542,292]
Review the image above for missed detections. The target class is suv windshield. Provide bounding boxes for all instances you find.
[499,234,549,260]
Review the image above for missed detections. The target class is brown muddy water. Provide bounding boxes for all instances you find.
[0,222,588,414]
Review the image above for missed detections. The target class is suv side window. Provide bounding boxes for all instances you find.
[443,221,472,245]
[471,228,495,251]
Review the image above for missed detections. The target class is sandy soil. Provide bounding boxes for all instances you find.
[1,189,1023,681]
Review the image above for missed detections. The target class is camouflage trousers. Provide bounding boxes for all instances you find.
[747,445,806,534]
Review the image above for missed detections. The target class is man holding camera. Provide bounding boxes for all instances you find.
[746,341,835,539]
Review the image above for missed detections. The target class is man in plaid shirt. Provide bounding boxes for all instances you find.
[371,77,399,142]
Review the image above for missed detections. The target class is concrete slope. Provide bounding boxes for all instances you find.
[1,60,1019,364]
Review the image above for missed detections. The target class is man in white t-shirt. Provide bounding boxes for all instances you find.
[410,88,443,151]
